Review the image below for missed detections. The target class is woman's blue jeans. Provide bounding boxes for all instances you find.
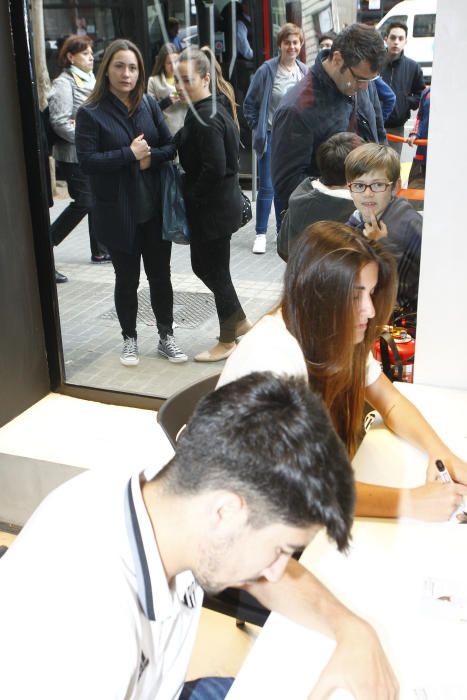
[255,132,284,234]
[180,676,234,699]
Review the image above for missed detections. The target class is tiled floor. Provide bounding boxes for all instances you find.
[52,193,285,398]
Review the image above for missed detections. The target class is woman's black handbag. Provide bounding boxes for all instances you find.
[160,162,190,245]
[239,190,252,228]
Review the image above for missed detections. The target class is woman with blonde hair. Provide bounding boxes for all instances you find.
[147,43,187,135]
[219,221,467,521]
[175,47,249,362]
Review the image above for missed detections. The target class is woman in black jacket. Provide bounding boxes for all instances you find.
[175,48,249,362]
[76,39,187,366]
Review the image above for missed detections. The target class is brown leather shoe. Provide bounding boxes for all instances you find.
[194,342,236,363]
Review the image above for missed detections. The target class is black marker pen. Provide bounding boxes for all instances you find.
[435,459,452,484]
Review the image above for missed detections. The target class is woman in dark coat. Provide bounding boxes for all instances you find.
[175,48,249,362]
[76,39,187,366]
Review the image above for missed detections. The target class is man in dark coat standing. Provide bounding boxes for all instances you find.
[381,21,425,154]
[271,23,387,208]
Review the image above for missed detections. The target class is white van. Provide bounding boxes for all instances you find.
[376,0,436,83]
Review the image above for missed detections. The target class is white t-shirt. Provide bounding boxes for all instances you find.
[218,310,381,388]
[0,468,203,700]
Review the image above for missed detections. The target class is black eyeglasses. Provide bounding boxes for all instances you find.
[347,65,380,84]
[348,182,393,193]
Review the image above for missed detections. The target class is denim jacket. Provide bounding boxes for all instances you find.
[243,56,307,158]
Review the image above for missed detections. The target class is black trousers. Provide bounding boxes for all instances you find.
[190,235,245,343]
[107,216,173,340]
[51,162,106,257]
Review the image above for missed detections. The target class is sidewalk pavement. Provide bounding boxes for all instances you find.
[52,194,285,398]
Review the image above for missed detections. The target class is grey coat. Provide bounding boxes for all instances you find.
[49,69,93,163]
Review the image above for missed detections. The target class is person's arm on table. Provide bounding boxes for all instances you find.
[359,374,467,519]
[243,557,399,700]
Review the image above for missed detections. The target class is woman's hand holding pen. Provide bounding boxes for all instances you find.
[427,452,467,486]
[131,133,151,161]
[400,481,467,521]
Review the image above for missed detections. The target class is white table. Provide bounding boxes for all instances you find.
[227,384,467,700]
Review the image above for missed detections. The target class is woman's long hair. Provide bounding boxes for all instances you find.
[178,47,239,128]
[151,42,178,77]
[86,39,145,115]
[281,221,397,457]
[200,46,239,129]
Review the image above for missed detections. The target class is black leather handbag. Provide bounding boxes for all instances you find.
[239,190,252,228]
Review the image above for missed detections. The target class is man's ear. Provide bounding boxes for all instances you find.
[330,49,344,68]
[208,491,248,534]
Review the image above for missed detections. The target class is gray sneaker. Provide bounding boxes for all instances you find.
[120,337,139,366]
[158,334,188,363]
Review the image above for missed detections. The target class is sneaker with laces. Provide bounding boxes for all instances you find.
[120,337,139,366]
[158,334,188,363]
[252,234,266,254]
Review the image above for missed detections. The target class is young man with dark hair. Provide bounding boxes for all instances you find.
[277,131,363,261]
[0,372,398,700]
[271,23,387,206]
[381,21,425,154]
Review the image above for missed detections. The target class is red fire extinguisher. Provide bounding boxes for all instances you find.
[373,327,416,383]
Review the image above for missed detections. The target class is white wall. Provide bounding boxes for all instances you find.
[414,0,467,389]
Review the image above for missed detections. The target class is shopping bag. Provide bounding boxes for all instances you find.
[161,162,190,245]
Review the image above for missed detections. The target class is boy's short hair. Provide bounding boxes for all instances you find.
[345,143,401,184]
[386,21,408,38]
[316,132,365,186]
[318,31,336,47]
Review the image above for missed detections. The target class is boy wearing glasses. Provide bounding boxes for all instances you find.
[345,142,422,316]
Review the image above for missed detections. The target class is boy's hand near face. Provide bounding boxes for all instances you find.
[364,213,388,240]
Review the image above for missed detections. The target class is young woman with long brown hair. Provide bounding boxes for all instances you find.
[219,221,467,520]
[76,39,187,366]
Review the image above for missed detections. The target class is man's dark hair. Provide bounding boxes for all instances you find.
[330,23,386,72]
[319,31,337,47]
[316,132,364,186]
[157,372,355,552]
[386,21,408,38]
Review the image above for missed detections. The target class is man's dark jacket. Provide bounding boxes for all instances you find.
[381,52,425,128]
[271,50,384,204]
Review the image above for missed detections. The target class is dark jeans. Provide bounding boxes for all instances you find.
[107,215,173,339]
[190,236,245,343]
[180,677,234,699]
[51,161,106,257]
